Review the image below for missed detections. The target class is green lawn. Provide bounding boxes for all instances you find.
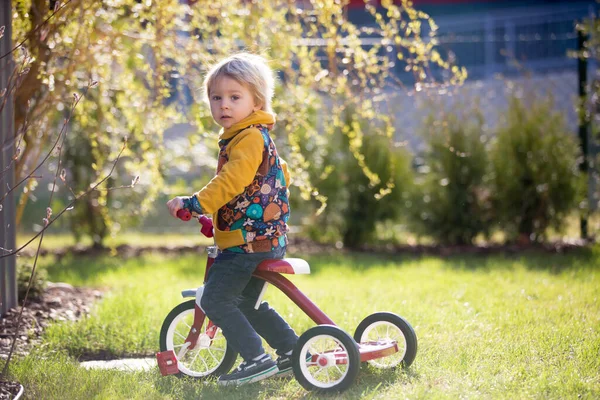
[5,247,600,399]
[17,231,213,251]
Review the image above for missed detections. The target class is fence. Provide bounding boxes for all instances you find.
[380,2,600,219]
[427,3,595,80]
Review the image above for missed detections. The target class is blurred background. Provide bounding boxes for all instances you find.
[4,0,600,250]
[4,3,600,395]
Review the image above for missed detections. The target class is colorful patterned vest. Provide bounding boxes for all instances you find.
[216,125,290,253]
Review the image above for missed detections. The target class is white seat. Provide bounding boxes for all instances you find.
[255,258,310,274]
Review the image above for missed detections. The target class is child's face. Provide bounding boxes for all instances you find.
[209,76,261,129]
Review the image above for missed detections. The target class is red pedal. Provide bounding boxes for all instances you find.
[156,350,179,376]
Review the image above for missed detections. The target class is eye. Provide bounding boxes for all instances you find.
[231,95,240,101]
[211,95,221,101]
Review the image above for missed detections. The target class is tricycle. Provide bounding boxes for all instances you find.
[156,210,417,392]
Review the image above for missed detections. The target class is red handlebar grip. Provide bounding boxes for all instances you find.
[176,209,213,237]
[176,209,192,221]
[199,215,214,238]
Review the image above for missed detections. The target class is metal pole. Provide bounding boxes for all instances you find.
[578,29,590,240]
[1,0,18,317]
[484,14,495,78]
[586,10,599,226]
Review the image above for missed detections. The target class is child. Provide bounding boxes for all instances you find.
[167,53,298,386]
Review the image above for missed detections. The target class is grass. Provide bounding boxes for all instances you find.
[17,231,212,251]
[4,247,600,399]
[18,211,600,251]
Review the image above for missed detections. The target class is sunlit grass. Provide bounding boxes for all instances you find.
[17,211,600,253]
[6,248,600,399]
[17,231,212,251]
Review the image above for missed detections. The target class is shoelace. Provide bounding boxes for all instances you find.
[235,362,249,372]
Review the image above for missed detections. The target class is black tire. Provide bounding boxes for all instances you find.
[292,325,361,393]
[159,299,237,378]
[353,312,417,369]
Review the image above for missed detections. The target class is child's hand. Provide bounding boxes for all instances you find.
[166,197,185,218]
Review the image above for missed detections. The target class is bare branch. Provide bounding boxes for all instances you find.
[0,140,128,259]
[0,0,75,61]
[0,82,92,205]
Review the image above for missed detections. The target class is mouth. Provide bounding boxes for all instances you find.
[221,116,231,120]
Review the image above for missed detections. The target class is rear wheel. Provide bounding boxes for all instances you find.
[292,325,360,393]
[159,300,237,378]
[353,312,417,369]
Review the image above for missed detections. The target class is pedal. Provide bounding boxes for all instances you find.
[156,350,179,376]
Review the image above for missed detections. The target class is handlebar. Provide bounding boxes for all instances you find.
[176,209,214,238]
[176,209,192,221]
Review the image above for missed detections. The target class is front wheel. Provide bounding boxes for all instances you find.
[292,325,360,393]
[159,300,237,378]
[353,312,417,369]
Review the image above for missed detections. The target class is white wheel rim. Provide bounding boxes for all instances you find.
[360,321,407,368]
[298,334,351,389]
[165,308,228,377]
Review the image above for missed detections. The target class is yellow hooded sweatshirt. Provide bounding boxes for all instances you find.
[193,110,290,251]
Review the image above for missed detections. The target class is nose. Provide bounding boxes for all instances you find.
[220,100,230,110]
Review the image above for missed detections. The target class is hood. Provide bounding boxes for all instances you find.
[219,110,276,140]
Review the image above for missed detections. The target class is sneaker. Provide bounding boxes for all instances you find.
[217,354,277,386]
[275,352,312,377]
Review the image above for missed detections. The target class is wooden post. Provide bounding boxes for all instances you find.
[1,0,18,317]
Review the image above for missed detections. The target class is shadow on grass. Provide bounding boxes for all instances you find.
[351,366,420,399]
[43,253,128,283]
[41,243,600,285]
[152,365,420,400]
[440,246,599,274]
[42,251,208,284]
[301,245,600,275]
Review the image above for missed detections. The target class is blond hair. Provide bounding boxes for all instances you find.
[203,53,275,113]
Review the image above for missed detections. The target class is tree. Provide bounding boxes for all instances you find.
[8,0,465,246]
[11,0,172,246]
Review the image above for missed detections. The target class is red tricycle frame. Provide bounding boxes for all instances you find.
[157,210,417,393]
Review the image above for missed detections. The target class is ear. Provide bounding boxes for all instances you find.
[253,101,263,112]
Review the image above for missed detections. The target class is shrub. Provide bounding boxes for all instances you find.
[305,104,414,248]
[408,104,493,245]
[490,95,582,243]
[342,133,414,248]
[299,125,349,244]
[17,262,48,302]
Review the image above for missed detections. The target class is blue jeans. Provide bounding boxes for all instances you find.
[200,247,299,361]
